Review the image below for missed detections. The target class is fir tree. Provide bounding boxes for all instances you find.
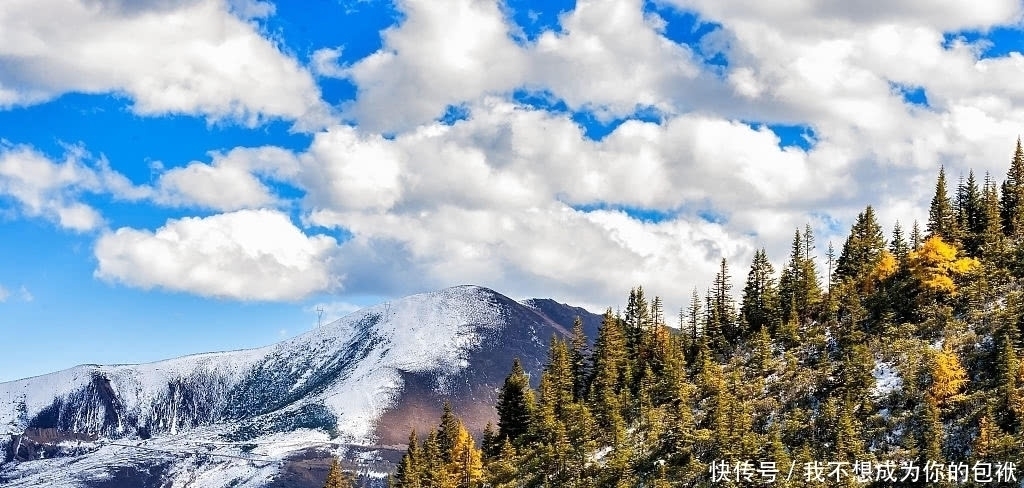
[960,170,984,256]
[890,221,909,262]
[1000,137,1024,237]
[741,248,779,336]
[911,220,923,250]
[928,166,957,241]
[323,457,347,488]
[496,359,534,446]
[835,206,886,284]
[568,316,590,402]
[712,258,738,345]
[481,423,499,460]
[981,173,1004,256]
[393,430,422,488]
[687,287,702,346]
[437,401,461,463]
[591,309,629,437]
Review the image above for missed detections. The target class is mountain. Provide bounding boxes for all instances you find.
[0,285,602,487]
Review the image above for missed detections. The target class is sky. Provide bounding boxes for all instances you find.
[2,0,1024,382]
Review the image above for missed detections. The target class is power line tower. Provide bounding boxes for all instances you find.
[316,306,324,328]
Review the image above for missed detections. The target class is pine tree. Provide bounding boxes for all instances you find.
[779,228,802,324]
[687,287,702,346]
[712,258,738,345]
[1001,137,1024,237]
[496,359,535,446]
[798,226,822,321]
[393,430,422,488]
[741,248,779,336]
[481,422,499,460]
[981,173,1004,256]
[835,206,886,284]
[568,316,590,402]
[421,430,444,487]
[911,220,923,250]
[437,401,461,463]
[960,170,984,256]
[890,221,909,262]
[928,166,957,241]
[324,457,345,488]
[591,309,629,437]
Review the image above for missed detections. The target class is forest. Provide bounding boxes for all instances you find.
[339,141,1024,487]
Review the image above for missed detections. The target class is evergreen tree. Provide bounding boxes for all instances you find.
[798,226,822,321]
[393,430,422,488]
[741,248,779,336]
[687,287,702,346]
[481,423,499,460]
[568,316,590,402]
[323,457,347,488]
[712,258,738,345]
[591,308,629,438]
[960,170,984,256]
[779,228,802,324]
[835,206,886,285]
[911,220,923,250]
[1000,137,1024,237]
[496,359,534,446]
[890,221,909,262]
[928,166,957,241]
[982,173,1004,256]
[437,401,461,463]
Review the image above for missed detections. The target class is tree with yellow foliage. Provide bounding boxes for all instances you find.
[445,420,484,488]
[907,236,979,295]
[927,343,968,405]
[865,250,898,293]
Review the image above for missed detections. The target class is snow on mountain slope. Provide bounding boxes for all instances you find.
[0,285,599,487]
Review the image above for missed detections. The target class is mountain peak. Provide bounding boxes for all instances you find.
[0,286,602,487]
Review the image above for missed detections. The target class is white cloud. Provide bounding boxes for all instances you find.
[94,209,339,301]
[290,99,843,307]
[13,0,1024,312]
[341,0,528,132]
[0,0,331,129]
[0,285,8,302]
[153,146,300,211]
[0,143,149,231]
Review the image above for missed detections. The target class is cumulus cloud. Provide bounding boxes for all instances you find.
[0,143,149,231]
[287,99,853,307]
[153,146,300,211]
[0,0,331,129]
[94,209,339,301]
[57,0,1024,311]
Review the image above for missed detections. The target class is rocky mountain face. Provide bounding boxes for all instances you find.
[0,285,601,487]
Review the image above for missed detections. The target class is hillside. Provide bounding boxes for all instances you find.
[0,285,601,487]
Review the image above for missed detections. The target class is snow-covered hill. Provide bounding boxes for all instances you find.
[0,285,600,487]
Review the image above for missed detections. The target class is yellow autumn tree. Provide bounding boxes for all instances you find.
[927,343,968,405]
[907,236,979,294]
[443,420,483,488]
[865,250,898,292]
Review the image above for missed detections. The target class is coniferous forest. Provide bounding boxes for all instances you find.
[383,141,1024,487]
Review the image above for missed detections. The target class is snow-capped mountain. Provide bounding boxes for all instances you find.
[0,285,601,487]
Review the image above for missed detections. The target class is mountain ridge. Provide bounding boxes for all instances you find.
[0,285,602,487]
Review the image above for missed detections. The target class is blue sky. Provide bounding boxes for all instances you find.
[2,0,1024,381]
